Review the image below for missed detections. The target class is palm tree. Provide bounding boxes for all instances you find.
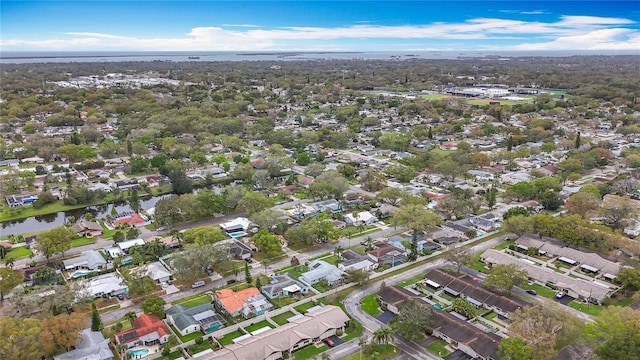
[333,245,344,258]
[169,228,183,248]
[373,326,393,345]
[124,311,137,325]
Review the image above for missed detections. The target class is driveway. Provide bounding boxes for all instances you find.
[376,311,396,324]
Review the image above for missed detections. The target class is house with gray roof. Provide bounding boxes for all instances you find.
[166,303,226,336]
[299,260,345,286]
[261,274,310,299]
[62,250,107,271]
[53,329,113,360]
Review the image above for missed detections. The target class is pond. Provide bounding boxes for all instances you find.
[1,194,169,237]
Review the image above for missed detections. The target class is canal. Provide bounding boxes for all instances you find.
[0,194,170,237]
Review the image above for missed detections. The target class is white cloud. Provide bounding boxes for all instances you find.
[511,28,640,50]
[1,15,637,51]
[500,9,548,15]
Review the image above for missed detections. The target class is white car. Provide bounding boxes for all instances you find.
[556,291,564,298]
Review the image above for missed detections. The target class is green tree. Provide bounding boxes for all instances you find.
[503,206,529,220]
[91,302,102,331]
[451,298,478,318]
[237,191,275,216]
[121,268,158,298]
[444,244,474,273]
[35,226,75,263]
[182,226,226,245]
[376,187,408,206]
[384,164,416,183]
[345,269,370,287]
[252,230,283,258]
[141,295,166,319]
[485,264,528,293]
[616,268,640,294]
[498,337,535,360]
[537,190,563,211]
[564,192,599,218]
[507,182,535,202]
[250,209,288,234]
[390,300,433,342]
[373,326,393,345]
[584,307,640,360]
[245,262,252,284]
[296,151,311,166]
[0,267,22,301]
[391,204,443,261]
[0,317,42,360]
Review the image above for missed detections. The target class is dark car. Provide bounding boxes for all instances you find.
[323,338,335,347]
[116,294,125,300]
[526,289,537,296]
[226,279,237,285]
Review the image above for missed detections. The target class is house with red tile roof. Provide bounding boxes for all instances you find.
[213,287,273,318]
[113,213,147,227]
[114,314,171,348]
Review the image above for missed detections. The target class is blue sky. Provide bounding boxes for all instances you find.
[1,1,639,51]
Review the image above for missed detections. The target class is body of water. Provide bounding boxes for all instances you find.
[2,50,638,64]
[0,194,169,237]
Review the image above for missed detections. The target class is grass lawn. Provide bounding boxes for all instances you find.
[244,320,272,333]
[5,246,33,261]
[425,339,451,357]
[349,244,367,254]
[520,283,556,298]
[287,241,321,253]
[98,304,120,314]
[429,147,454,156]
[319,254,340,265]
[170,324,205,343]
[313,282,334,293]
[70,237,96,247]
[186,341,215,355]
[343,344,399,360]
[293,344,328,360]
[294,301,318,314]
[494,239,515,250]
[469,252,488,273]
[270,311,295,326]
[173,294,212,308]
[361,293,381,316]
[287,265,309,279]
[419,93,445,100]
[102,320,131,339]
[397,273,424,287]
[607,297,634,307]
[568,301,602,316]
[217,330,245,346]
[483,311,498,320]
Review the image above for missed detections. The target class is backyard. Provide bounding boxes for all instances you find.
[294,301,318,314]
[217,329,245,346]
[244,320,272,333]
[293,343,328,360]
[270,311,296,326]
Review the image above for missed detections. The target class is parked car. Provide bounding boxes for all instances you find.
[526,289,537,296]
[192,281,205,289]
[556,291,564,298]
[226,279,237,285]
[245,258,253,263]
[116,294,125,300]
[323,338,335,347]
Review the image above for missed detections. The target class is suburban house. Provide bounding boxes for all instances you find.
[432,310,502,360]
[228,240,253,260]
[337,250,377,272]
[378,285,421,314]
[62,250,107,271]
[135,261,172,283]
[115,314,171,348]
[117,238,145,254]
[81,273,127,299]
[387,235,441,254]
[53,329,113,360]
[299,260,345,286]
[73,219,104,238]
[368,241,408,267]
[219,217,256,235]
[481,249,614,304]
[204,305,350,360]
[5,194,38,208]
[423,269,528,318]
[213,288,273,318]
[111,212,147,227]
[166,303,226,336]
[343,211,378,226]
[261,274,310,299]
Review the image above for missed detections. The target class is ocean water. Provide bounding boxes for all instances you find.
[1,50,638,64]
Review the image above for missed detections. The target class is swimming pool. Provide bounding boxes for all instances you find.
[72,270,94,278]
[229,231,247,238]
[127,349,149,357]
[476,230,485,236]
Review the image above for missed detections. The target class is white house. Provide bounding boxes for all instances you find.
[344,211,378,226]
